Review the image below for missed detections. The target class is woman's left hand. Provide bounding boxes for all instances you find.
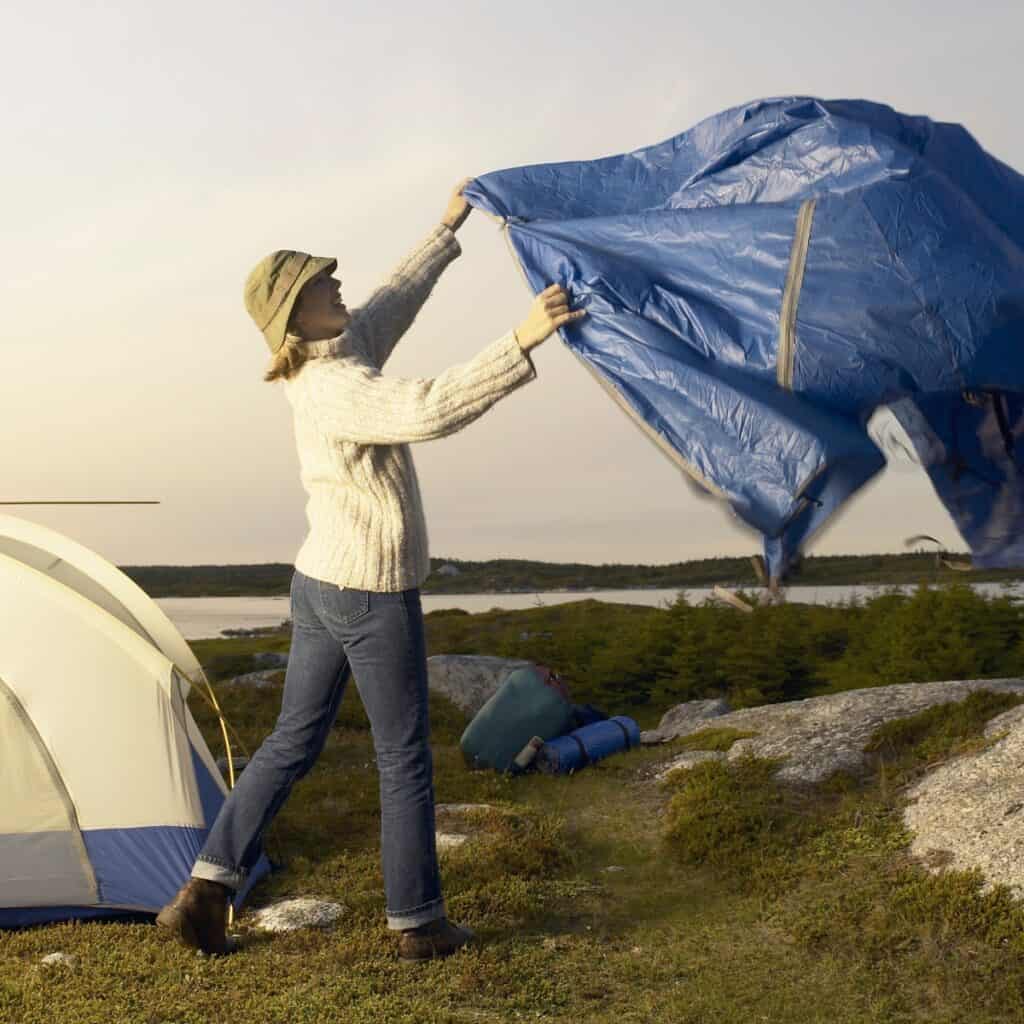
[441,178,473,233]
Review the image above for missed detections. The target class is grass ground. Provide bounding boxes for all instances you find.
[3,613,1024,1023]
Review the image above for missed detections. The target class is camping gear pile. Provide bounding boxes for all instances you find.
[464,97,1024,584]
[0,516,269,928]
[459,664,639,775]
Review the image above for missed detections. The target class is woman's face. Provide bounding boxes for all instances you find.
[290,270,351,340]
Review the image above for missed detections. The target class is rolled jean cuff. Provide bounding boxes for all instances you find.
[386,897,447,931]
[192,857,245,892]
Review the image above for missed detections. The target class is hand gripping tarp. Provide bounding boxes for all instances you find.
[463,98,1024,581]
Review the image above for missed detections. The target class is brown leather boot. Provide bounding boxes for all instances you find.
[156,878,234,955]
[397,917,475,962]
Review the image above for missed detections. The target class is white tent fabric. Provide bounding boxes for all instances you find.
[0,521,269,925]
[0,514,203,689]
[2,555,209,831]
[0,677,97,908]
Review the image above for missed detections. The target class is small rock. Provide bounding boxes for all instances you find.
[601,865,625,873]
[252,898,344,933]
[40,952,76,968]
[435,803,495,817]
[434,805,500,853]
[436,832,470,852]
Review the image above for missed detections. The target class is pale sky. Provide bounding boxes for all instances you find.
[3,1,1021,567]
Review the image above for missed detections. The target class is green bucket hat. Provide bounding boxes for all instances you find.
[244,250,337,354]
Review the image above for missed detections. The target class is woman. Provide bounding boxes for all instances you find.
[156,182,585,960]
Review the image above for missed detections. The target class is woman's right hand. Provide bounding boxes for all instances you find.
[514,285,586,352]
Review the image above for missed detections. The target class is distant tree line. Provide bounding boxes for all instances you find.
[121,552,1023,597]
[423,583,1024,715]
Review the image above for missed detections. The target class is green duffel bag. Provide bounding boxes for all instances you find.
[460,666,574,774]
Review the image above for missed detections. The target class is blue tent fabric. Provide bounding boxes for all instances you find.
[890,393,1024,568]
[0,839,270,928]
[0,757,270,927]
[463,97,1024,580]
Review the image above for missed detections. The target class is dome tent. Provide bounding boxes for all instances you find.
[0,516,270,927]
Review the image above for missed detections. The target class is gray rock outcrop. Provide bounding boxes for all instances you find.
[653,750,727,782]
[903,705,1024,897]
[426,655,534,716]
[641,698,731,745]
[647,679,1024,784]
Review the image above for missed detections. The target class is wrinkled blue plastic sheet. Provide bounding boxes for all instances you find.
[464,98,1024,580]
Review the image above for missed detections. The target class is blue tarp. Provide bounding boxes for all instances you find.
[464,98,1024,581]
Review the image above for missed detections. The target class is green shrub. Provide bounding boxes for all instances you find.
[865,690,1024,774]
[674,727,758,751]
[662,756,816,883]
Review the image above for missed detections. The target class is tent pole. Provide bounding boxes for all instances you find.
[0,501,159,505]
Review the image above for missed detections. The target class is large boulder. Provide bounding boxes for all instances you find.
[426,655,535,716]
[904,704,1024,897]
[647,679,1024,784]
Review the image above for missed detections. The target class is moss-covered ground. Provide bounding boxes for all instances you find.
[3,604,1024,1023]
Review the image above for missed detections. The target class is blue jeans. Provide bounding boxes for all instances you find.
[192,570,446,930]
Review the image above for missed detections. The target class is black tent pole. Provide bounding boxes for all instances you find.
[0,501,160,505]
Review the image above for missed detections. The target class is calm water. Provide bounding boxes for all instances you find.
[157,582,1024,640]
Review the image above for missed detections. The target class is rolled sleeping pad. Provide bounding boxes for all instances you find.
[535,716,641,775]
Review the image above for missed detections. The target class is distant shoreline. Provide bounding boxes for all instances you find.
[122,553,1024,598]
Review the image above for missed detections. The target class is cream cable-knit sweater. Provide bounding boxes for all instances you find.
[284,224,537,592]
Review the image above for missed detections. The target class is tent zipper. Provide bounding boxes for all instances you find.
[777,198,817,390]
